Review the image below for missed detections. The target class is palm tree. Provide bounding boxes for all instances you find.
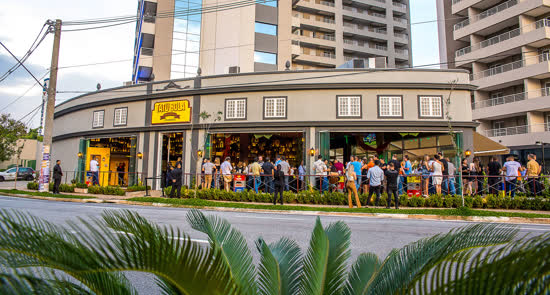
[0,208,548,294]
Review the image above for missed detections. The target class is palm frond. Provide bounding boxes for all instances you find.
[426,233,550,295]
[186,209,257,295]
[367,223,519,295]
[323,221,352,295]
[0,271,91,295]
[256,237,302,295]
[0,210,138,295]
[342,253,381,295]
[299,217,329,295]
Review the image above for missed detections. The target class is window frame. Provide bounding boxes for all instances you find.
[377,95,403,119]
[92,110,105,129]
[263,96,288,120]
[417,95,444,119]
[254,51,277,65]
[113,107,128,127]
[224,98,248,121]
[254,22,278,36]
[336,95,362,119]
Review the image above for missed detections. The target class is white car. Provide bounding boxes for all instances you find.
[0,167,36,182]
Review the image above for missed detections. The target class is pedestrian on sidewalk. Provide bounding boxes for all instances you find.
[250,157,263,193]
[279,156,290,191]
[486,156,501,195]
[273,164,285,205]
[117,163,125,187]
[221,157,233,192]
[345,166,361,208]
[202,158,215,189]
[446,157,457,195]
[385,162,399,209]
[170,163,182,198]
[53,160,62,194]
[366,160,384,207]
[89,157,99,186]
[262,157,275,193]
[527,154,541,196]
[431,154,444,195]
[502,155,522,198]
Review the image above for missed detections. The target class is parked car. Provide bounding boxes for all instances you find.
[0,167,35,181]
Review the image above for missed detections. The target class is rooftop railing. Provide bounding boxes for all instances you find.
[484,123,549,137]
[454,0,518,31]
[472,92,526,109]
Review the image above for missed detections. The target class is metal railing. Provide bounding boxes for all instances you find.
[321,52,336,59]
[456,19,550,57]
[395,48,408,55]
[472,92,526,109]
[483,123,550,137]
[393,2,406,9]
[394,32,407,38]
[321,18,335,24]
[393,17,407,24]
[454,0,518,31]
[452,0,463,4]
[372,44,388,51]
[370,12,386,18]
[37,170,147,187]
[470,53,550,80]
[320,0,335,7]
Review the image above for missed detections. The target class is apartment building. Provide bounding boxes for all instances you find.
[437,0,550,165]
[132,0,412,82]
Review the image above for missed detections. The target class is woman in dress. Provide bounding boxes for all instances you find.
[431,154,444,195]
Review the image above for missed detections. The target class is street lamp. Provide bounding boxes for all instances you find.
[309,148,316,157]
[197,150,203,158]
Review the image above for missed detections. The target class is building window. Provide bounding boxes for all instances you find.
[418,96,443,118]
[378,96,402,118]
[255,22,277,35]
[254,51,277,64]
[264,97,286,119]
[114,107,128,126]
[225,98,247,120]
[337,95,361,118]
[92,110,104,128]
[260,0,277,7]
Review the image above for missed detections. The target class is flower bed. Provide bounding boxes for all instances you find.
[158,188,550,211]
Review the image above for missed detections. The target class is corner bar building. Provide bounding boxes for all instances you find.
[52,69,479,189]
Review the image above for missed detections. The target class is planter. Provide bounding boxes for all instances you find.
[74,188,88,194]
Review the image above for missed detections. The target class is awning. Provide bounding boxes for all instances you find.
[473,132,509,156]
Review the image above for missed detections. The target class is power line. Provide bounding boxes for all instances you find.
[0,71,49,113]
[18,104,42,122]
[0,24,50,85]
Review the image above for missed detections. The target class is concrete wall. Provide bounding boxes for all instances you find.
[51,138,80,173]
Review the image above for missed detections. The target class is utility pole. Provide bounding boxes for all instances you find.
[38,19,61,192]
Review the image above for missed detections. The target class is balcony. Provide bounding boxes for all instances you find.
[395,48,409,57]
[294,0,335,13]
[293,32,336,47]
[299,16,336,30]
[293,50,337,67]
[483,123,550,147]
[454,0,518,31]
[343,40,388,55]
[393,17,408,28]
[455,19,550,65]
[343,23,389,40]
[472,89,550,120]
[470,53,550,90]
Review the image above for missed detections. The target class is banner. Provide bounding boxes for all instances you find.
[38,145,50,192]
[151,100,191,124]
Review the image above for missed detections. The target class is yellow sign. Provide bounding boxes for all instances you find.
[152,100,191,125]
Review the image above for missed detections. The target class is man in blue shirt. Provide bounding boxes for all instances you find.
[402,155,412,190]
[351,156,363,190]
[366,160,384,206]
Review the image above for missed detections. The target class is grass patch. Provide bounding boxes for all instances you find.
[0,189,95,200]
[128,197,550,219]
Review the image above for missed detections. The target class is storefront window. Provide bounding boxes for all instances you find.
[86,137,136,186]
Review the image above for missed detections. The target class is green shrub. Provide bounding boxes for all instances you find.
[87,186,125,196]
[126,185,151,192]
[75,183,88,189]
[27,182,39,190]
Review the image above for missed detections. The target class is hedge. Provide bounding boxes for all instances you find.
[126,185,151,192]
[26,182,74,193]
[27,182,124,196]
[158,188,550,211]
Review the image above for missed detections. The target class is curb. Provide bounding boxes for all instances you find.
[3,193,550,225]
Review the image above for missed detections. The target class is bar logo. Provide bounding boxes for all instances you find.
[152,100,191,124]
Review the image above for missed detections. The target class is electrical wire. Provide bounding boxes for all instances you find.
[0,71,49,112]
[0,24,50,84]
[0,41,45,88]
[18,104,42,122]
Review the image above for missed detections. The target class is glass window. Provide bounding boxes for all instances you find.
[378,96,402,117]
[226,99,247,120]
[114,108,128,126]
[254,51,277,64]
[6,168,16,173]
[92,110,104,128]
[264,97,286,118]
[337,96,361,117]
[255,22,277,35]
[419,96,442,118]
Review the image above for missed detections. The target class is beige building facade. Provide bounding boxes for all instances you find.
[53,69,475,188]
[132,0,412,83]
[437,0,550,165]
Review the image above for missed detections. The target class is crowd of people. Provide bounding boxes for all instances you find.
[163,152,547,205]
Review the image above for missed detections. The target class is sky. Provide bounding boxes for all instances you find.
[0,0,439,128]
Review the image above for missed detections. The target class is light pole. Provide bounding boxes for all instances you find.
[536,141,546,174]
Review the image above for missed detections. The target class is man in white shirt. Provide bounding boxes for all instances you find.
[313,155,327,192]
[220,157,233,192]
[89,157,99,185]
[279,156,291,191]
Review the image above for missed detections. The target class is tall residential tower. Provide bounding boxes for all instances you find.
[132,0,412,82]
[437,0,550,164]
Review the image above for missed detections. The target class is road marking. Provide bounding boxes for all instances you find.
[234,214,305,221]
[82,205,123,210]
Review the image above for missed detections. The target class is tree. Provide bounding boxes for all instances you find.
[0,209,548,294]
[0,114,26,162]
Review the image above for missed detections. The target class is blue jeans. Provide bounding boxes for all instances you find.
[92,171,99,185]
[442,177,448,194]
[322,177,329,192]
[448,177,456,195]
[263,176,273,193]
[506,179,517,198]
[248,176,261,193]
[284,176,289,191]
[398,176,404,195]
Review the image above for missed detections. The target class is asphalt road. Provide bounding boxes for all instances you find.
[0,180,31,189]
[1,195,549,294]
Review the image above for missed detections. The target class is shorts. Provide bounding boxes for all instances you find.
[433,175,443,185]
[223,175,233,183]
